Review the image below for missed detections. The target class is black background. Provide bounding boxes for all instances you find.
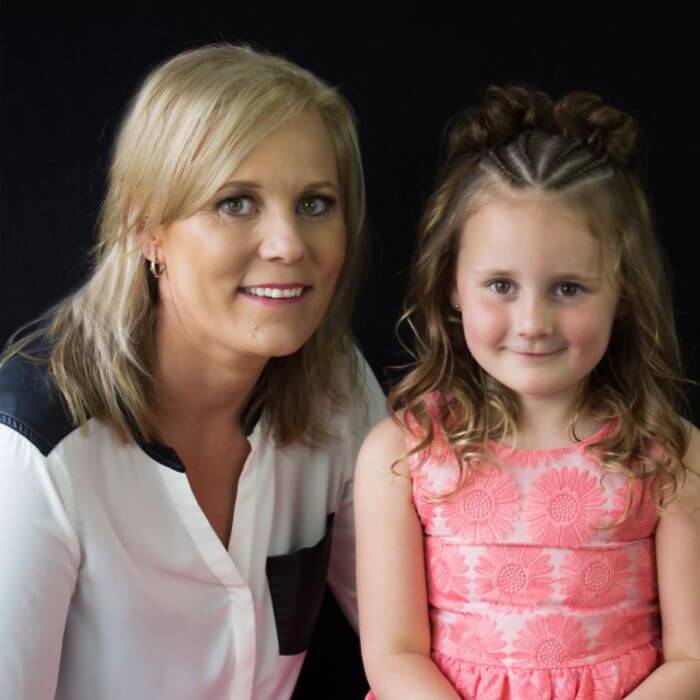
[1,5,698,698]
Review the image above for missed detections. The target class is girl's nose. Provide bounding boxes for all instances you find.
[257,210,306,264]
[516,296,554,338]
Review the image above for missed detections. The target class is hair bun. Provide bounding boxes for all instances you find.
[447,85,554,159]
[554,92,641,168]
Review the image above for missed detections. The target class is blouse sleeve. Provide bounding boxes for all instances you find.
[0,426,81,699]
[326,351,386,632]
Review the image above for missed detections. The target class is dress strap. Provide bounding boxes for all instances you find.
[404,392,454,473]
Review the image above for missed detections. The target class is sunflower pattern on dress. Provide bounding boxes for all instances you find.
[368,392,662,700]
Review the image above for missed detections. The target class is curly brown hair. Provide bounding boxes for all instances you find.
[390,86,691,511]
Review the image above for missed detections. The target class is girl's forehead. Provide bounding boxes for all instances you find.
[458,192,607,275]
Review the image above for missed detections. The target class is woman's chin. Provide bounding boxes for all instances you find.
[225,332,311,362]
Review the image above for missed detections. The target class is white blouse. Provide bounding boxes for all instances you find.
[0,349,385,699]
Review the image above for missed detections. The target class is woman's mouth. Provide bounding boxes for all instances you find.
[238,284,310,305]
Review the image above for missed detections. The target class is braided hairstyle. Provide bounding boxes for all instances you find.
[391,86,690,510]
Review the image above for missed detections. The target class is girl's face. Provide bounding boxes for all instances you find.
[452,192,619,408]
[150,110,347,366]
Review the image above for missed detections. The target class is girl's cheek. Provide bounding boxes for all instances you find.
[561,304,616,352]
[462,298,508,346]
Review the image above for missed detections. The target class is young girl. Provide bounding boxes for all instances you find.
[355,86,700,699]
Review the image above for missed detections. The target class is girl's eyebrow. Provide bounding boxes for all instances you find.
[472,268,516,277]
[549,272,600,283]
[472,268,600,283]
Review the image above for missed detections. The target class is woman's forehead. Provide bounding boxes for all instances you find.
[226,111,339,185]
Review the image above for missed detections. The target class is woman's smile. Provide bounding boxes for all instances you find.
[238,283,312,305]
[153,110,346,363]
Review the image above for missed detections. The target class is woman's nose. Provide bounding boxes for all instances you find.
[257,210,306,263]
[516,295,554,338]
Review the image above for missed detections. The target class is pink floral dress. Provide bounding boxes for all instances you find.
[368,397,661,699]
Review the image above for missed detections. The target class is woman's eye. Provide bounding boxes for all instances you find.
[489,280,513,294]
[297,196,334,216]
[219,196,255,216]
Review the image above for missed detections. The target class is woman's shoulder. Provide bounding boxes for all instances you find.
[0,340,78,457]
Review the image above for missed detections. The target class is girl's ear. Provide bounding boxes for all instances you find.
[450,287,461,311]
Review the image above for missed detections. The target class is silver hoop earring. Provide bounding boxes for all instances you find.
[149,257,165,278]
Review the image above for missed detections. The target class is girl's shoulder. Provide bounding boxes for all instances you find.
[681,420,700,461]
[383,392,457,474]
[673,420,700,509]
[361,390,446,447]
[358,413,409,463]
[645,419,700,516]
[355,398,443,481]
[354,415,413,497]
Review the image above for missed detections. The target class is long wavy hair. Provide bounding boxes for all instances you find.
[1,44,367,446]
[390,86,691,510]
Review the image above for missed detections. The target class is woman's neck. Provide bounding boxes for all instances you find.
[150,313,267,441]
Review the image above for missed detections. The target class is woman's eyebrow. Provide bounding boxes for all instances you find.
[301,180,339,191]
[216,180,262,191]
[216,179,340,193]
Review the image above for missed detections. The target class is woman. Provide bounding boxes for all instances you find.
[0,44,385,699]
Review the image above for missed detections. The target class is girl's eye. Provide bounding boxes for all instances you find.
[489,280,513,294]
[297,196,334,216]
[219,196,256,216]
[558,283,582,297]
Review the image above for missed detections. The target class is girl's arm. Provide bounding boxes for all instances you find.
[625,424,700,699]
[354,416,461,700]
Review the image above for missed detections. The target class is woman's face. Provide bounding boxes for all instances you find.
[151,110,347,366]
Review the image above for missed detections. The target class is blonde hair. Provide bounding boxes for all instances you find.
[391,86,691,510]
[2,44,367,446]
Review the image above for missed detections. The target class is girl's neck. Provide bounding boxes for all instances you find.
[509,391,603,451]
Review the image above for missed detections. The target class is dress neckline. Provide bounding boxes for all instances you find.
[485,419,618,465]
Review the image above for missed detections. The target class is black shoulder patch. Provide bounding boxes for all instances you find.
[0,344,78,455]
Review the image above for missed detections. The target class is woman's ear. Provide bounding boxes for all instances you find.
[614,296,628,320]
[138,223,163,264]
